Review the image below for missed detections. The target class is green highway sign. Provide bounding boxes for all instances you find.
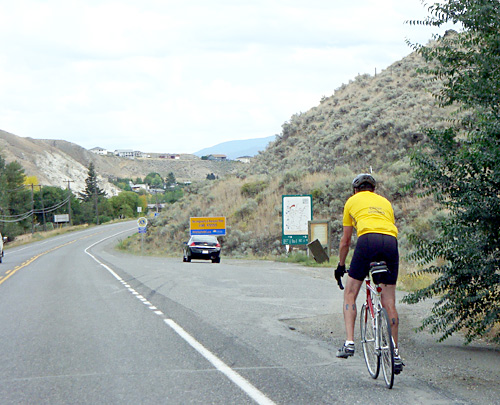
[282,195,313,245]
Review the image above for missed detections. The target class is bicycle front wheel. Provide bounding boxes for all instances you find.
[360,303,380,379]
[379,307,395,389]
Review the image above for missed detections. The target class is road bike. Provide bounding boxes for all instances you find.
[360,261,395,389]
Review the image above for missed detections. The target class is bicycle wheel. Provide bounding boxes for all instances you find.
[379,307,395,389]
[360,303,380,379]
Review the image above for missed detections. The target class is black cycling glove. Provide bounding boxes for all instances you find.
[334,263,346,290]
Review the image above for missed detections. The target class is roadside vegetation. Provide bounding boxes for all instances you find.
[0,160,183,241]
[401,1,500,344]
[141,1,500,344]
[1,0,498,344]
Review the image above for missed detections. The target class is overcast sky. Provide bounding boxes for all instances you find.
[0,0,448,154]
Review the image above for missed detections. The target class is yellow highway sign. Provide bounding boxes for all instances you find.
[190,217,226,235]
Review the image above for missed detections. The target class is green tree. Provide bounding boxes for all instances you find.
[79,162,106,225]
[79,162,106,202]
[33,186,72,230]
[1,161,31,237]
[404,1,500,343]
[165,172,176,187]
[110,177,133,191]
[144,172,164,188]
[109,191,141,218]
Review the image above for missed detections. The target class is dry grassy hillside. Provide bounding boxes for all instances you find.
[0,130,241,194]
[142,49,445,265]
[251,51,453,176]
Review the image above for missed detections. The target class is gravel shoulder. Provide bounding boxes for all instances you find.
[282,265,500,404]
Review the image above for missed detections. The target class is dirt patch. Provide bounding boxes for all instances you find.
[283,299,500,404]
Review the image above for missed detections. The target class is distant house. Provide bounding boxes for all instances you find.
[129,182,148,192]
[147,203,166,212]
[206,154,227,161]
[90,147,108,155]
[114,149,134,158]
[235,156,252,163]
[157,154,179,159]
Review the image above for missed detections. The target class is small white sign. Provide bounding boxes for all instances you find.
[54,214,70,223]
[137,207,142,213]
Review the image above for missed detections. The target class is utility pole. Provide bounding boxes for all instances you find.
[66,180,73,226]
[31,184,34,234]
[94,188,99,225]
[37,185,46,232]
[94,187,99,225]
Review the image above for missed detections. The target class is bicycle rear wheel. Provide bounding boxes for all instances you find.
[360,303,380,379]
[379,307,395,389]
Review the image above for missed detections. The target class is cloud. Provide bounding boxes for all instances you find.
[0,0,449,153]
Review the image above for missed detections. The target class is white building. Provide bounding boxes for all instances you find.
[90,147,108,155]
[114,149,135,158]
[235,156,252,163]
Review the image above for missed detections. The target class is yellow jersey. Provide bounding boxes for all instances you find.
[342,191,398,238]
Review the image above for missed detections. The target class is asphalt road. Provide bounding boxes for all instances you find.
[0,221,498,404]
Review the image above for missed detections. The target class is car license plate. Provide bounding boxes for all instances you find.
[202,250,209,254]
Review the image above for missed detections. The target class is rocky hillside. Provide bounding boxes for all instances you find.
[0,130,241,195]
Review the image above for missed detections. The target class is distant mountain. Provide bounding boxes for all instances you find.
[193,135,276,160]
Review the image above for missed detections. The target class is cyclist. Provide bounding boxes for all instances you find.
[334,173,403,374]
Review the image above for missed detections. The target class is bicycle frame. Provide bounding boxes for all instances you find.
[365,276,382,344]
[361,273,395,388]
[365,277,382,355]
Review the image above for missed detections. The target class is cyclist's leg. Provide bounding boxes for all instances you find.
[344,235,370,342]
[343,276,364,341]
[380,284,398,346]
[379,234,399,346]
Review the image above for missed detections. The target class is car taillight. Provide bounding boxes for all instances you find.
[216,243,221,247]
[190,242,196,246]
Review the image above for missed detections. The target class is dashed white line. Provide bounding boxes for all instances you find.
[84,229,276,405]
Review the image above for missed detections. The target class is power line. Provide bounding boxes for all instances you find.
[0,188,71,224]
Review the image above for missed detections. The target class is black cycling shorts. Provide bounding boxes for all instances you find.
[348,233,399,285]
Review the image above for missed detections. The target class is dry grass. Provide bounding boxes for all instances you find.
[6,224,91,248]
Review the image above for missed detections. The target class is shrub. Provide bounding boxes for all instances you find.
[241,180,269,198]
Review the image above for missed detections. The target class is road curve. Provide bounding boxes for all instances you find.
[0,221,498,404]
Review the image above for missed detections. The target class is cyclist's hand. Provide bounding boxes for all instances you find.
[334,263,346,290]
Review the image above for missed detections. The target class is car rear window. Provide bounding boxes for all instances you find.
[192,236,218,243]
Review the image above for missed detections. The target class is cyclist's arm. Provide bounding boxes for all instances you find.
[339,226,353,266]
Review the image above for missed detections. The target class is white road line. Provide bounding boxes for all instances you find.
[84,227,276,405]
[165,319,276,405]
